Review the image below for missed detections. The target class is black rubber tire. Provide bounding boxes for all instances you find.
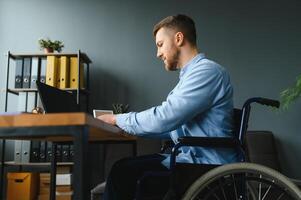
[182,162,301,200]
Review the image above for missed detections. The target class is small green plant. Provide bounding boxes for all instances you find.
[38,38,64,53]
[280,74,301,110]
[112,103,129,114]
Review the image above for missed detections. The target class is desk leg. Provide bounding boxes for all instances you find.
[50,143,57,200]
[0,139,6,200]
[73,126,89,200]
[132,141,137,157]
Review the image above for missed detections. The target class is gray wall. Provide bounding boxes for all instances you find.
[1,0,301,180]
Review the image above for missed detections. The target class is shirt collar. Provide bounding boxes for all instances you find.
[179,53,205,79]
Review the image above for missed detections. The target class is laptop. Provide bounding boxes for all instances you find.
[36,81,80,113]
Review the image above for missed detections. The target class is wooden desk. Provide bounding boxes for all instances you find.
[0,112,136,200]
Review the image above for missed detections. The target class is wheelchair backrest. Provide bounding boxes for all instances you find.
[235,97,280,148]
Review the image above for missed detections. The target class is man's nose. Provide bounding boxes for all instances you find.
[157,50,162,59]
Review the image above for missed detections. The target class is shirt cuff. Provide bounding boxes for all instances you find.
[115,113,130,130]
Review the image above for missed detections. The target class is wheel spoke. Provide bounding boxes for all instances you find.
[276,192,285,200]
[218,179,227,200]
[258,174,262,200]
[213,193,222,200]
[232,174,239,200]
[261,180,274,200]
[246,181,254,200]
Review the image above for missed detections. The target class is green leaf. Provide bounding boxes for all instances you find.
[280,74,301,110]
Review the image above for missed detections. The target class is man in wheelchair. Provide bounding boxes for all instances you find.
[98,14,241,200]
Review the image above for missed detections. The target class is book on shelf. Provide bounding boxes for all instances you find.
[30,141,41,162]
[14,140,22,163]
[39,141,46,162]
[46,56,59,87]
[40,58,47,84]
[23,57,32,88]
[14,140,41,163]
[14,59,23,88]
[58,56,70,89]
[30,58,39,89]
[21,140,31,163]
[69,57,84,89]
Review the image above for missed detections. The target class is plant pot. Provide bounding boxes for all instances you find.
[44,48,54,53]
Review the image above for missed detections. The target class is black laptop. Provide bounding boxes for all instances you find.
[36,81,80,113]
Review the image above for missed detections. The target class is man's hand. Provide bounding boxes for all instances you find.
[97,114,117,125]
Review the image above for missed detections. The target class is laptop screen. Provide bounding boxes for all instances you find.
[36,81,80,113]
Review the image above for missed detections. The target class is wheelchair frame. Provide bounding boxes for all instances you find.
[136,97,301,200]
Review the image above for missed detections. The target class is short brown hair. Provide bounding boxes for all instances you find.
[153,14,197,46]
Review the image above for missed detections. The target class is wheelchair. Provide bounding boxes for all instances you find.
[136,97,301,200]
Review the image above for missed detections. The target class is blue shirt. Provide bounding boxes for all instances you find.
[116,53,239,168]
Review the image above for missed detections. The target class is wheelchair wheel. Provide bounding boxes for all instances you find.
[182,163,301,200]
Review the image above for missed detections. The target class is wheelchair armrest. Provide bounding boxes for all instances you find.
[177,136,240,148]
[170,136,242,170]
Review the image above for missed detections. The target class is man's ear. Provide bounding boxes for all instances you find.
[175,32,184,47]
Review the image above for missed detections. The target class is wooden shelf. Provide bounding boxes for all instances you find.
[4,161,73,166]
[10,52,92,64]
[7,88,90,95]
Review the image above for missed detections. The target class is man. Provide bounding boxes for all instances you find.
[98,14,238,200]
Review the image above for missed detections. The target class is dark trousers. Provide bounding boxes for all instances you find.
[103,154,170,200]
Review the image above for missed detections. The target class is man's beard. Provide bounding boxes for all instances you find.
[165,50,179,71]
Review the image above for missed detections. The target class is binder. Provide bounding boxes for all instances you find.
[30,58,38,89]
[30,141,40,162]
[61,144,70,162]
[56,144,62,162]
[69,144,74,161]
[46,141,52,162]
[15,141,40,163]
[21,140,31,163]
[27,90,36,111]
[39,141,46,162]
[59,56,70,89]
[28,58,38,110]
[14,59,24,88]
[18,86,34,112]
[56,60,61,88]
[18,93,26,112]
[69,57,84,89]
[23,58,32,88]
[40,58,47,84]
[14,140,22,163]
[46,56,58,87]
[44,143,63,162]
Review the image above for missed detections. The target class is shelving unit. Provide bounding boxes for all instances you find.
[3,50,92,164]
[4,50,92,113]
[1,51,92,199]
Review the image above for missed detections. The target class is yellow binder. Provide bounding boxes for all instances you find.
[69,57,84,89]
[46,56,58,87]
[58,56,70,89]
[56,59,61,88]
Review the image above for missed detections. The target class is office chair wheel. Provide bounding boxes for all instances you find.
[182,162,301,200]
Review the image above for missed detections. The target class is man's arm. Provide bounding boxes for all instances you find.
[114,64,227,137]
[97,113,171,139]
[97,114,116,125]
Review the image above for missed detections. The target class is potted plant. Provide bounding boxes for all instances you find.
[38,38,64,53]
[280,74,301,110]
